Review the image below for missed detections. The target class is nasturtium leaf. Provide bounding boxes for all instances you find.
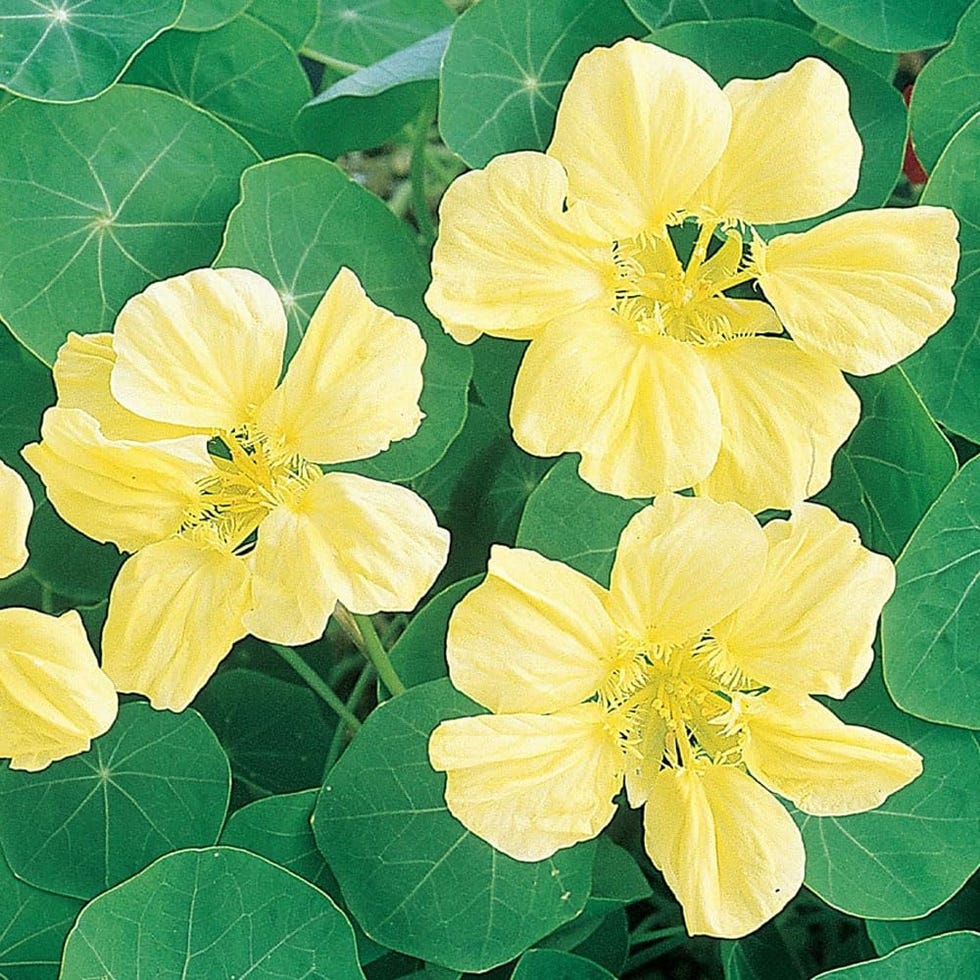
[626,0,813,31]
[0,0,181,103]
[904,113,980,442]
[192,668,334,809]
[248,0,319,49]
[881,457,980,729]
[471,335,527,418]
[814,368,956,560]
[176,0,250,32]
[649,19,906,235]
[589,837,652,907]
[0,849,82,980]
[0,325,53,488]
[60,847,365,979]
[568,907,631,976]
[0,703,230,901]
[791,0,971,51]
[808,26,897,80]
[215,154,471,482]
[312,679,596,972]
[0,85,258,365]
[512,949,618,979]
[440,0,645,167]
[811,931,980,979]
[125,14,310,158]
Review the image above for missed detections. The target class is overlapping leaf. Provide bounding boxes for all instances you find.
[176,0,250,32]
[812,931,980,979]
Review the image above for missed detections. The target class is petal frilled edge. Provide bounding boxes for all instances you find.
[756,206,959,376]
[425,152,617,344]
[258,268,424,465]
[111,268,287,430]
[511,311,722,499]
[548,38,731,239]
[429,703,624,862]
[0,460,32,579]
[643,764,804,938]
[446,545,618,715]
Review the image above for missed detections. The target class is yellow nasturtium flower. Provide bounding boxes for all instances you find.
[429,495,922,938]
[1,460,117,771]
[426,39,960,510]
[24,267,450,711]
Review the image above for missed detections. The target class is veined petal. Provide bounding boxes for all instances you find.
[692,59,862,225]
[1,460,32,578]
[715,504,894,697]
[425,152,616,343]
[111,268,287,429]
[548,39,731,238]
[429,704,624,861]
[446,545,618,715]
[643,764,804,938]
[609,495,767,645]
[21,407,213,553]
[756,206,959,375]
[511,311,722,498]
[53,333,202,443]
[243,472,448,644]
[1,609,117,771]
[102,539,251,712]
[258,268,424,465]
[696,337,860,512]
[737,691,923,816]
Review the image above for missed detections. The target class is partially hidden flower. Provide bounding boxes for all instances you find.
[429,494,922,937]
[24,267,450,712]
[426,38,959,510]
[1,458,32,578]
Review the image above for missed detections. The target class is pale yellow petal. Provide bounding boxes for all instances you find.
[52,332,202,443]
[21,407,212,553]
[429,704,624,861]
[692,59,862,225]
[1,609,117,771]
[102,539,251,712]
[548,38,731,238]
[425,152,616,343]
[608,495,767,645]
[258,268,424,465]
[715,504,894,697]
[643,764,804,938]
[756,206,959,375]
[737,691,923,816]
[696,337,860,512]
[0,460,32,578]
[111,268,287,429]
[511,311,722,498]
[446,545,617,715]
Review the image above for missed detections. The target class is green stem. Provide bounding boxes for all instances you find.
[324,664,375,772]
[352,613,406,697]
[409,99,438,248]
[40,583,55,615]
[270,644,362,733]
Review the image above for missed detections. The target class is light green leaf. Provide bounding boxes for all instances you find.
[881,457,980,729]
[248,0,319,49]
[440,0,644,167]
[627,0,813,30]
[60,847,365,979]
[176,0,250,32]
[812,931,980,979]
[512,949,618,979]
[312,679,596,972]
[0,0,181,102]
[0,85,258,364]
[0,703,230,900]
[215,153,471,482]
[867,876,979,955]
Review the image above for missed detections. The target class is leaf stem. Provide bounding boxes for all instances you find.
[270,643,362,733]
[409,98,438,248]
[351,613,407,697]
[324,663,375,772]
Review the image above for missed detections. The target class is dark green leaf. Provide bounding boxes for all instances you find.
[811,931,980,979]
[512,949,617,979]
[0,325,53,488]
[590,836,652,906]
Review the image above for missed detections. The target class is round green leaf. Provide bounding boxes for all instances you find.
[881,457,980,729]
[215,153,471,482]
[512,949,617,979]
[0,324,53,487]
[0,85,258,365]
[627,0,813,31]
[792,0,971,51]
[812,931,980,980]
[248,0,319,49]
[439,0,645,167]
[0,0,181,103]
[0,703,230,900]
[60,847,365,979]
[312,679,596,972]
[125,14,310,157]
[176,0,250,32]
[903,112,980,442]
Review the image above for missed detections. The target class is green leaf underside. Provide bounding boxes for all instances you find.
[811,931,980,979]
[176,0,250,33]
[215,153,471,483]
[312,679,595,973]
[0,703,230,900]
[60,847,365,979]
[0,0,181,102]
[0,85,258,365]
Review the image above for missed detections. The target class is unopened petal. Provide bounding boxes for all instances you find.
[0,460,32,578]
[643,764,804,938]
[757,207,959,375]
[429,704,624,861]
